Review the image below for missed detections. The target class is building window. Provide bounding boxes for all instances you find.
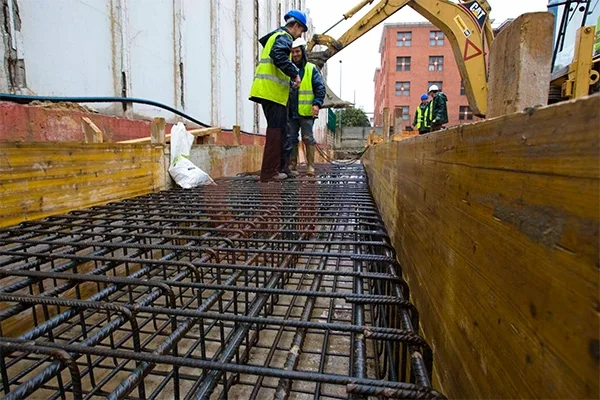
[394,107,402,119]
[460,81,466,96]
[428,56,444,71]
[429,30,445,46]
[428,81,443,92]
[396,56,411,71]
[395,106,410,121]
[401,106,410,120]
[395,81,410,96]
[459,106,474,120]
[397,31,412,47]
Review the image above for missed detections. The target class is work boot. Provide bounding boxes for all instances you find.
[271,172,288,181]
[288,145,300,177]
[306,144,316,177]
[280,156,294,178]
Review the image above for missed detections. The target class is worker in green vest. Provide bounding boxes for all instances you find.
[249,9,307,182]
[414,93,432,135]
[287,37,326,177]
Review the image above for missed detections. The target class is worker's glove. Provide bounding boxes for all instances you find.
[312,105,320,117]
[432,117,440,124]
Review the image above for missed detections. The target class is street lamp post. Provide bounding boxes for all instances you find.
[338,60,343,141]
[339,60,343,100]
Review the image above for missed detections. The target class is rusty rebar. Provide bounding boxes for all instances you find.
[0,164,442,399]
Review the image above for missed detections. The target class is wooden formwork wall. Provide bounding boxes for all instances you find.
[364,95,599,398]
[0,142,166,228]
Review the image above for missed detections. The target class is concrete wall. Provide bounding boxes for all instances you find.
[336,126,382,150]
[0,0,329,139]
[188,145,263,180]
[363,95,599,399]
[0,101,266,145]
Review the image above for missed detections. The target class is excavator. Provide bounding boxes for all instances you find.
[308,0,600,117]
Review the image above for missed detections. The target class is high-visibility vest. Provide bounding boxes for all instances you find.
[249,31,293,106]
[415,103,431,129]
[298,62,316,117]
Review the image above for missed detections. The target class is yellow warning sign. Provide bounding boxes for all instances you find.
[454,15,472,38]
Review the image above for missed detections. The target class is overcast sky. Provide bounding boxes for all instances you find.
[304,0,550,113]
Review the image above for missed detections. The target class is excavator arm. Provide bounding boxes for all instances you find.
[308,0,494,117]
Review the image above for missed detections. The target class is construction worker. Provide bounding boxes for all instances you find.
[414,94,432,135]
[428,84,448,131]
[249,9,308,182]
[287,37,326,177]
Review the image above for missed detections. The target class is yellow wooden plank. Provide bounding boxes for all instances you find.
[0,142,166,227]
[363,95,599,399]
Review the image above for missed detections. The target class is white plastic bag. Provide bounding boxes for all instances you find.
[168,122,215,188]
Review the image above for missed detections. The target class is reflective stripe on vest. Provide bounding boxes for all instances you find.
[415,104,431,129]
[298,62,315,117]
[249,31,292,106]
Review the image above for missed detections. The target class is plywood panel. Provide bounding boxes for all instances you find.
[363,95,600,399]
[0,142,166,228]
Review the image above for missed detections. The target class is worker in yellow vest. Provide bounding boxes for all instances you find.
[249,10,307,182]
[287,37,326,177]
[414,94,432,135]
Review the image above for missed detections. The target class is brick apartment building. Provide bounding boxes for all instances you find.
[374,22,479,129]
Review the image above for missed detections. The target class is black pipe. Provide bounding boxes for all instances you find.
[0,93,260,136]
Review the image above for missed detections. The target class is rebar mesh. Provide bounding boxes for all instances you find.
[0,164,443,400]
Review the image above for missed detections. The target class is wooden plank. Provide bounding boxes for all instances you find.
[383,107,390,142]
[118,126,221,144]
[118,137,155,144]
[187,127,221,137]
[0,142,166,228]
[151,117,166,144]
[363,95,599,399]
[82,117,103,143]
[232,125,241,146]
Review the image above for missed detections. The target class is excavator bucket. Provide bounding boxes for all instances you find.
[310,50,353,109]
[323,81,353,109]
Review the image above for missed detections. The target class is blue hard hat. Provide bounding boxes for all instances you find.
[284,9,308,32]
[420,94,429,101]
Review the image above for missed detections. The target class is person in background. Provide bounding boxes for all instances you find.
[428,84,448,131]
[249,9,308,182]
[414,93,432,135]
[286,37,326,177]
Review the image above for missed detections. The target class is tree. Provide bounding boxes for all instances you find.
[338,107,371,127]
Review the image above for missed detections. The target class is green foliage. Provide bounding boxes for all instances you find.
[337,107,371,127]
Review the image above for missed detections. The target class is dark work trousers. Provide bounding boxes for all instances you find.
[260,100,291,182]
[431,123,443,132]
[418,128,431,135]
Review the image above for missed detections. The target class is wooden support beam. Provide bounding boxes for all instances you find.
[233,125,241,146]
[82,117,103,143]
[487,12,554,117]
[187,127,221,137]
[382,108,390,142]
[118,126,221,144]
[151,117,166,144]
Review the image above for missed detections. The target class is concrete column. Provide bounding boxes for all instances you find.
[487,12,554,118]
